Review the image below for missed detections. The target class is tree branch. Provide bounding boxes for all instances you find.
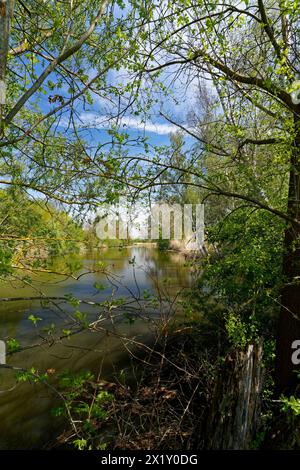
[257,0,282,61]
[145,50,295,111]
[4,0,109,125]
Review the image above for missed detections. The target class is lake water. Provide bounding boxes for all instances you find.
[0,246,192,449]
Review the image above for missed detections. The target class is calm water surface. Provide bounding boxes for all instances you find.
[0,246,192,449]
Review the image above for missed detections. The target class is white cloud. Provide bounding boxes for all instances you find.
[77,112,179,135]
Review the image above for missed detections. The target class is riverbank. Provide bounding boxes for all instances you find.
[97,239,204,258]
[51,317,299,451]
[51,321,216,450]
[0,246,192,449]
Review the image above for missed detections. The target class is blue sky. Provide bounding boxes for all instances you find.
[54,70,198,154]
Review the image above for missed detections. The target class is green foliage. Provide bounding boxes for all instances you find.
[73,438,88,451]
[53,371,114,450]
[225,311,256,348]
[16,367,48,384]
[250,429,267,450]
[0,189,84,279]
[206,209,283,304]
[143,289,151,299]
[6,338,21,353]
[123,312,135,325]
[2,0,300,450]
[94,282,106,291]
[196,208,284,342]
[28,314,42,327]
[157,239,170,251]
[73,311,89,329]
[281,396,300,417]
[64,294,81,307]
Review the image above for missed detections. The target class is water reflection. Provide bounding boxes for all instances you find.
[0,246,191,449]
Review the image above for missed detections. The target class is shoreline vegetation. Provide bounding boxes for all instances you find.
[4,215,300,450]
[2,0,300,452]
[97,239,203,259]
[2,198,300,450]
[49,314,299,451]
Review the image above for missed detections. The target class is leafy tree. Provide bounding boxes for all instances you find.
[0,188,84,276]
[124,0,300,392]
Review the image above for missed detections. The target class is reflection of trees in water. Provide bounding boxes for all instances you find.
[0,304,23,339]
[0,247,190,333]
[0,246,192,448]
[89,247,129,272]
[132,247,191,293]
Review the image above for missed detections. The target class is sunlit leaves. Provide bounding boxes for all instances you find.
[6,338,21,353]
[28,314,42,327]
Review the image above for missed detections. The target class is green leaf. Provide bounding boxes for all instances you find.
[28,314,42,326]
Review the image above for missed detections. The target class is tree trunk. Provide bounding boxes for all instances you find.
[276,114,300,393]
[204,343,264,450]
[0,0,15,130]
